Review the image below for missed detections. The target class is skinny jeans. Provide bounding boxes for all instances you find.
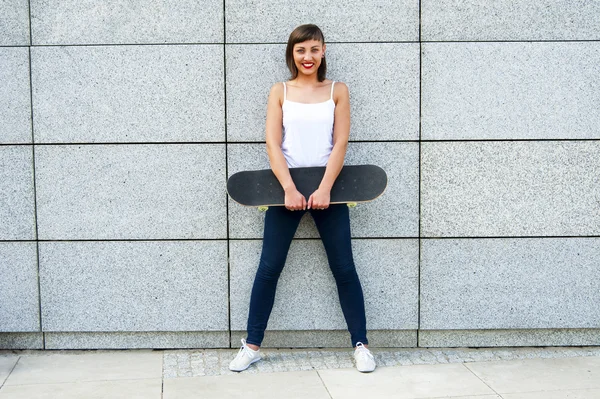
[246,204,368,347]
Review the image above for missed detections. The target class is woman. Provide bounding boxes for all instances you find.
[230,24,376,373]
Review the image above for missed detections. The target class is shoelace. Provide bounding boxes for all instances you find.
[236,338,255,359]
[355,342,374,360]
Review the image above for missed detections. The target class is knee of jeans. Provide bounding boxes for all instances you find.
[256,256,285,280]
[330,261,358,282]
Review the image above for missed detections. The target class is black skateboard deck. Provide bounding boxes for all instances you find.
[227,165,387,209]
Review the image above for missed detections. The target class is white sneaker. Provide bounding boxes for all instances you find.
[354,342,376,373]
[229,338,261,372]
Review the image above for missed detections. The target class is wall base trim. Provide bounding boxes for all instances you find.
[419,329,600,347]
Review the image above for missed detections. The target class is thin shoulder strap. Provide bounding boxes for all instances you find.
[282,82,287,100]
[330,81,336,100]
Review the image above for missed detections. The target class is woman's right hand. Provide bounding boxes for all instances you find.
[284,187,307,211]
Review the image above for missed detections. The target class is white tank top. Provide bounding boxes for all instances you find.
[281,81,336,168]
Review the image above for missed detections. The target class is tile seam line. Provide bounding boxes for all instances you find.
[0,357,21,389]
[160,351,165,399]
[461,362,503,397]
[418,235,600,239]
[27,0,32,46]
[6,236,600,243]
[5,139,600,146]
[423,39,600,43]
[417,0,423,347]
[197,237,420,242]
[227,41,421,44]
[22,41,419,47]
[1,377,165,387]
[27,0,44,347]
[14,39,600,48]
[31,239,231,243]
[223,0,232,349]
[19,238,414,243]
[423,139,600,143]
[316,370,334,399]
[490,387,600,395]
[24,43,224,47]
[5,141,420,145]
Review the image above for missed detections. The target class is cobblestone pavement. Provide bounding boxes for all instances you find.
[163,346,600,378]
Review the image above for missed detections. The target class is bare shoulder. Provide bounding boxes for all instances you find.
[332,81,349,102]
[268,82,285,104]
[269,82,285,95]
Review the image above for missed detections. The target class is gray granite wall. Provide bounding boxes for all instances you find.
[1,1,599,349]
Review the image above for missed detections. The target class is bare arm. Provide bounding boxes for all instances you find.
[308,82,350,209]
[265,83,307,210]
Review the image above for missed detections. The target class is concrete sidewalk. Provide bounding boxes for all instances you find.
[1,346,599,398]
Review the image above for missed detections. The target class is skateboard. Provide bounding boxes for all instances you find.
[227,164,387,210]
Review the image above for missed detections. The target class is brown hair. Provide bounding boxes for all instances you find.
[285,24,327,82]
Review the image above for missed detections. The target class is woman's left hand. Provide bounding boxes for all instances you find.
[308,188,330,210]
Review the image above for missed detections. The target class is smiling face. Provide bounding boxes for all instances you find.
[292,39,326,77]
[285,24,327,82]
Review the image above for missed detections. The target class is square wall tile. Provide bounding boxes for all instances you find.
[422,42,600,140]
[421,141,600,237]
[0,242,39,332]
[0,146,35,240]
[39,241,228,331]
[36,144,226,240]
[230,239,418,331]
[422,1,600,41]
[31,0,223,45]
[0,0,29,46]
[226,0,418,43]
[0,48,31,144]
[32,45,224,143]
[421,238,600,329]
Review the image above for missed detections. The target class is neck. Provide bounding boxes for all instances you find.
[293,73,320,86]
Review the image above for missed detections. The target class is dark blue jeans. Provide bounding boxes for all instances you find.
[246,204,368,347]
